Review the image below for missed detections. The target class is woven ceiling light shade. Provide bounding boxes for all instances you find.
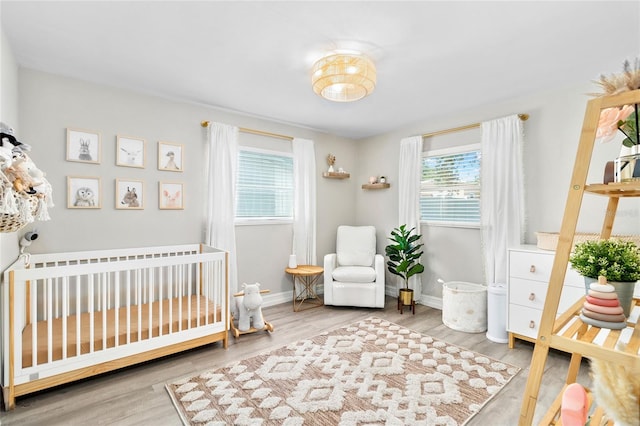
[311,53,376,102]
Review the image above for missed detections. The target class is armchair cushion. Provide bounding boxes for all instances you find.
[332,266,377,283]
[336,225,376,266]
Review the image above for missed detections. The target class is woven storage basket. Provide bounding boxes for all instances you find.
[0,192,39,233]
[536,231,640,251]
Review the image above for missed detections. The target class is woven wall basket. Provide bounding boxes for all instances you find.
[0,193,38,233]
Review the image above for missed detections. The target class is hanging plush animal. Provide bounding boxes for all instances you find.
[236,283,265,332]
[0,123,31,170]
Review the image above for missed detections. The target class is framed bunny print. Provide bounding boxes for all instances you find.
[159,181,184,210]
[67,128,101,164]
[67,176,101,209]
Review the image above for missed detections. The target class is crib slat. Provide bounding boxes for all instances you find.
[136,269,142,342]
[31,280,37,367]
[158,267,163,337]
[126,270,131,345]
[114,273,120,347]
[102,272,107,350]
[76,276,81,360]
[47,278,53,364]
[196,262,201,328]
[54,276,59,319]
[178,264,183,332]
[89,274,94,353]
[147,267,152,339]
[168,265,173,334]
[188,263,192,329]
[62,276,68,360]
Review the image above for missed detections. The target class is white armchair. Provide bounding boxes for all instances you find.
[323,225,385,308]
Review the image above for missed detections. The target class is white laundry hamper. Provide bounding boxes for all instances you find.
[440,281,487,333]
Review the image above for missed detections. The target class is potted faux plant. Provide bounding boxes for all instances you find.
[569,239,640,316]
[385,224,425,307]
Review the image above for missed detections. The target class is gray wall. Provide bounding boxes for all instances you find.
[0,29,20,270]
[9,67,640,307]
[357,83,640,304]
[17,69,358,300]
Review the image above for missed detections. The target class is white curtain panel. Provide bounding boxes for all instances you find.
[205,122,239,310]
[292,138,317,266]
[481,115,525,286]
[398,135,424,296]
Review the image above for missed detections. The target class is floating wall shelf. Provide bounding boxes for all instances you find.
[362,183,390,190]
[322,172,350,179]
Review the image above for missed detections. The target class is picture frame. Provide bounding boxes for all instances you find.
[158,141,183,172]
[66,128,101,164]
[67,176,101,209]
[115,178,144,210]
[159,181,184,210]
[116,135,146,168]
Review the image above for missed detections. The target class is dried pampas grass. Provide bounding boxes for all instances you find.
[592,58,640,96]
[590,351,640,426]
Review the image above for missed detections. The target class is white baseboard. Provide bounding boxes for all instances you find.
[261,290,293,308]
[419,295,443,310]
[261,285,443,311]
[386,285,443,310]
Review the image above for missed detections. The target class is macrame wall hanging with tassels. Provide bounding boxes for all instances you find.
[0,123,53,233]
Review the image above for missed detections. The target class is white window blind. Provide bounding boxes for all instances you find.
[420,144,481,227]
[236,148,293,220]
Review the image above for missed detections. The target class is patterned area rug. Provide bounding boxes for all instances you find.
[166,317,520,425]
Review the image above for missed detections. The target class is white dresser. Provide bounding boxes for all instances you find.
[507,245,584,348]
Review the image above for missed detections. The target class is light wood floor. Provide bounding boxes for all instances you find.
[0,297,591,425]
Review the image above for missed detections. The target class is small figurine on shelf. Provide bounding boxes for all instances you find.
[327,153,336,172]
[379,176,387,183]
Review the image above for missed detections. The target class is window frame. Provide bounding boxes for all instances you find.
[420,143,481,229]
[235,146,294,226]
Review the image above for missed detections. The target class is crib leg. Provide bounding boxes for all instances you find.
[2,385,15,411]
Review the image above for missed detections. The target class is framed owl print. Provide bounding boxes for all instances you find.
[67,176,101,209]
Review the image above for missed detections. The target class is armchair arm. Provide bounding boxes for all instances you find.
[374,253,385,288]
[374,254,386,307]
[324,253,337,303]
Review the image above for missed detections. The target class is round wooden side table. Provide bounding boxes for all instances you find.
[284,265,324,312]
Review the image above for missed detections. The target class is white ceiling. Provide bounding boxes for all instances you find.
[2,1,639,139]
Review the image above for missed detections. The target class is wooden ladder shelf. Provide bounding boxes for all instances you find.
[518,89,640,425]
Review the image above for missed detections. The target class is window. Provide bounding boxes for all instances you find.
[420,144,481,227]
[236,148,293,222]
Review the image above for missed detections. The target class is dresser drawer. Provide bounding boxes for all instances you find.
[509,250,554,282]
[510,250,585,286]
[509,277,547,309]
[508,304,542,339]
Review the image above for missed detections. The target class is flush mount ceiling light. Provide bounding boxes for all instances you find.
[311,52,376,102]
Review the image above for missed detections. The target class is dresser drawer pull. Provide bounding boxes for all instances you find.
[530,265,536,273]
[529,293,535,301]
[529,320,536,329]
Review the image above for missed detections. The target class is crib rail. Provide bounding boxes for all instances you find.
[1,244,228,407]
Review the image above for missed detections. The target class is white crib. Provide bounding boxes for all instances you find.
[1,243,228,410]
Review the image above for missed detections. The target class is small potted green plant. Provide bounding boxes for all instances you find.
[569,239,640,316]
[385,224,425,308]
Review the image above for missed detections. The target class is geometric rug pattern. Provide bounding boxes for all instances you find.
[166,317,520,425]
